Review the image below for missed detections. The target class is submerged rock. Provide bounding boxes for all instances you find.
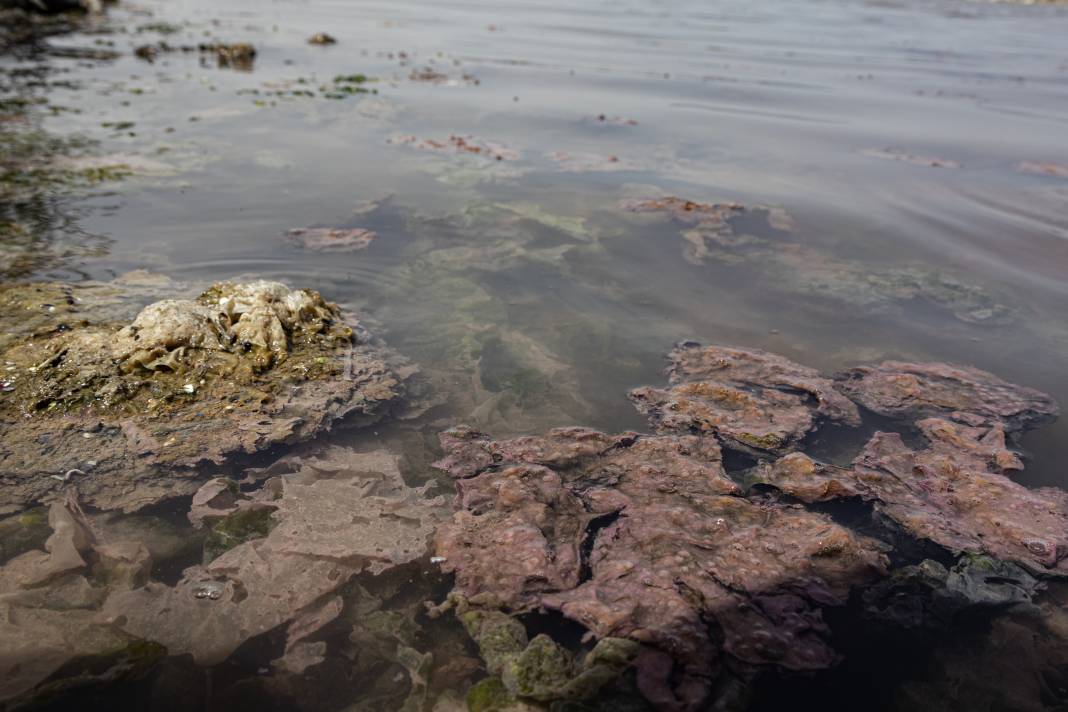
[836,360,1058,432]
[433,426,887,710]
[0,491,160,704]
[0,280,410,514]
[619,196,777,265]
[103,446,447,666]
[629,342,860,456]
[863,555,1041,630]
[752,417,1068,575]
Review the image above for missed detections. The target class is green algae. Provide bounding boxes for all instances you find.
[456,609,639,708]
[202,506,276,563]
[0,507,51,564]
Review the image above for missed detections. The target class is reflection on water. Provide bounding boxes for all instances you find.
[2,0,1068,708]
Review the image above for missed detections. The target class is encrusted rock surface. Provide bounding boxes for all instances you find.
[433,426,887,710]
[836,360,1058,432]
[0,280,410,514]
[752,417,1068,575]
[629,342,860,456]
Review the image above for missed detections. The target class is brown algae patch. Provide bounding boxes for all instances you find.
[0,280,410,513]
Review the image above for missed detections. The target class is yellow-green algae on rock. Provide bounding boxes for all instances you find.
[0,279,411,514]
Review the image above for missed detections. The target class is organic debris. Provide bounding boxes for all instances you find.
[629,341,860,456]
[0,280,410,514]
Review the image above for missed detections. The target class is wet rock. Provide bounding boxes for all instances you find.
[0,280,410,514]
[433,427,887,710]
[286,226,378,252]
[863,555,1041,630]
[103,446,447,666]
[752,417,1068,575]
[1,0,102,14]
[629,342,860,456]
[835,360,1058,432]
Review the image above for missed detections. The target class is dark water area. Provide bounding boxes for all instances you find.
[2,0,1068,709]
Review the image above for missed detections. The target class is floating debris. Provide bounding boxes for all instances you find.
[133,41,256,70]
[629,341,860,456]
[286,226,378,252]
[547,151,636,173]
[592,113,638,126]
[408,67,479,86]
[388,134,519,161]
[861,147,961,168]
[1016,161,1068,178]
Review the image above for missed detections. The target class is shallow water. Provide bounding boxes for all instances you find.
[3,0,1068,708]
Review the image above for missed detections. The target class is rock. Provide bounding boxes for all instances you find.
[307,32,337,45]
[433,426,887,710]
[863,555,1041,630]
[836,360,1058,432]
[752,417,1068,575]
[102,446,447,666]
[0,280,410,514]
[2,0,101,14]
[629,342,860,456]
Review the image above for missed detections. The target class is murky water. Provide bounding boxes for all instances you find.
[3,0,1068,708]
